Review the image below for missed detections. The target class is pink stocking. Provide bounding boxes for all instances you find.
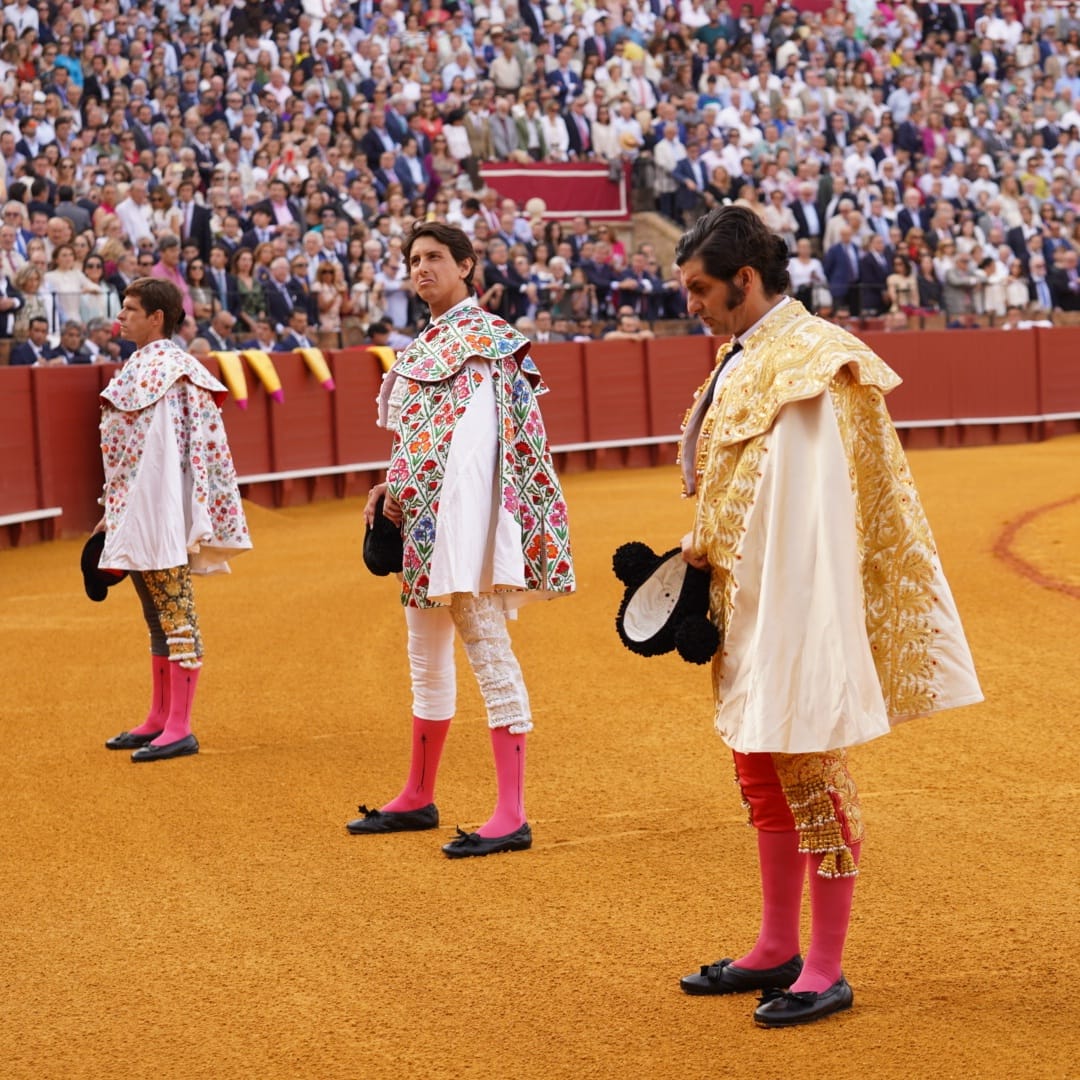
[734,829,806,970]
[477,726,526,837]
[382,716,451,813]
[128,655,170,737]
[151,663,200,746]
[788,842,862,993]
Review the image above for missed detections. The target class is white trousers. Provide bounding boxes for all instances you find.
[405,593,533,733]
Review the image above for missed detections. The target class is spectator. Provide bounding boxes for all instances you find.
[279,309,317,352]
[44,319,90,365]
[9,314,49,366]
[149,236,194,318]
[603,309,655,340]
[823,225,862,317]
[186,258,217,324]
[240,315,280,353]
[312,261,348,344]
[44,243,96,325]
[943,251,986,327]
[788,237,831,316]
[83,317,124,364]
[1048,247,1080,310]
[203,310,238,354]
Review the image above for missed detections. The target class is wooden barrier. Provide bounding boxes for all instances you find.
[2,329,1078,549]
[580,338,652,469]
[1034,326,1080,439]
[530,341,590,474]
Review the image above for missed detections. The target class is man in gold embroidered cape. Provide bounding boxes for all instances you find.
[674,207,982,1028]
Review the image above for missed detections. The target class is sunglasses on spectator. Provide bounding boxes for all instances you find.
[85,261,103,269]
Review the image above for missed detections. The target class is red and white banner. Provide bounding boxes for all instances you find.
[478,162,630,221]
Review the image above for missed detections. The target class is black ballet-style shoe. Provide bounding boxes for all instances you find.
[130,734,199,762]
[441,823,532,859]
[680,955,804,996]
[753,976,854,1027]
[346,803,439,834]
[105,730,162,750]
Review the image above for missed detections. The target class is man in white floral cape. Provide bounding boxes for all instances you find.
[98,278,251,762]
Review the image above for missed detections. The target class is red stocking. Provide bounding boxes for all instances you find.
[382,716,451,813]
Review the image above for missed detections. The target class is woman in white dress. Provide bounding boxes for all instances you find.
[348,222,575,858]
[44,244,97,325]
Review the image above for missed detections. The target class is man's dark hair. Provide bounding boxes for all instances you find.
[57,184,74,202]
[403,220,477,292]
[124,277,185,337]
[675,205,790,296]
[367,319,389,337]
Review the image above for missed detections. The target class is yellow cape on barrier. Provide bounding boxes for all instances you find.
[241,349,284,402]
[211,351,249,409]
[296,347,335,390]
[367,345,397,373]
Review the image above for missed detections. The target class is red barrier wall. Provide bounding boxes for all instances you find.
[645,336,716,469]
[581,338,652,468]
[34,365,108,538]
[865,330,1042,447]
[328,347,392,499]
[1034,327,1080,438]
[2,328,1077,549]
[530,341,589,473]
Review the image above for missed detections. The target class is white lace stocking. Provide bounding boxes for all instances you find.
[450,593,533,734]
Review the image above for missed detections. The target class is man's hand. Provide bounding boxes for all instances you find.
[364,481,403,527]
[681,531,709,570]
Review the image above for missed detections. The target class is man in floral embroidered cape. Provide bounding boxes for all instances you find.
[348,221,574,859]
[98,277,251,762]
[674,207,982,1027]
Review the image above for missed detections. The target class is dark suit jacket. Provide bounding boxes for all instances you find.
[9,341,44,366]
[565,111,592,158]
[240,227,276,252]
[895,120,924,159]
[208,269,240,316]
[180,203,214,262]
[0,276,24,337]
[360,128,399,170]
[520,0,546,41]
[896,207,931,239]
[1006,226,1038,267]
[791,200,824,241]
[278,332,316,352]
[203,327,236,353]
[372,167,399,200]
[583,35,611,64]
[265,278,308,328]
[546,67,583,105]
[483,259,529,322]
[673,157,710,213]
[859,250,891,312]
[44,345,92,364]
[823,241,861,303]
[1048,266,1080,311]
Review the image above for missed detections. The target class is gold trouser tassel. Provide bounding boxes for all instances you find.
[772,750,865,879]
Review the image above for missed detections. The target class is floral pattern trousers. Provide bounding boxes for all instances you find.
[133,566,203,669]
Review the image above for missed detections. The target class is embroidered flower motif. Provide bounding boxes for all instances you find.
[412,515,436,544]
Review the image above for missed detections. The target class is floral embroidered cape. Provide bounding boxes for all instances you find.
[99,338,252,574]
[380,301,575,609]
[683,301,982,753]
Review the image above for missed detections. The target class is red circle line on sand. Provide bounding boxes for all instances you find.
[992,493,1080,600]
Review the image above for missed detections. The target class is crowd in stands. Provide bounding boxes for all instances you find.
[3,0,1080,366]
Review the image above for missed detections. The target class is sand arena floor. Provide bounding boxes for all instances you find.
[1,435,1078,1080]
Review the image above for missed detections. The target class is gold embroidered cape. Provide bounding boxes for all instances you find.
[684,301,982,753]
